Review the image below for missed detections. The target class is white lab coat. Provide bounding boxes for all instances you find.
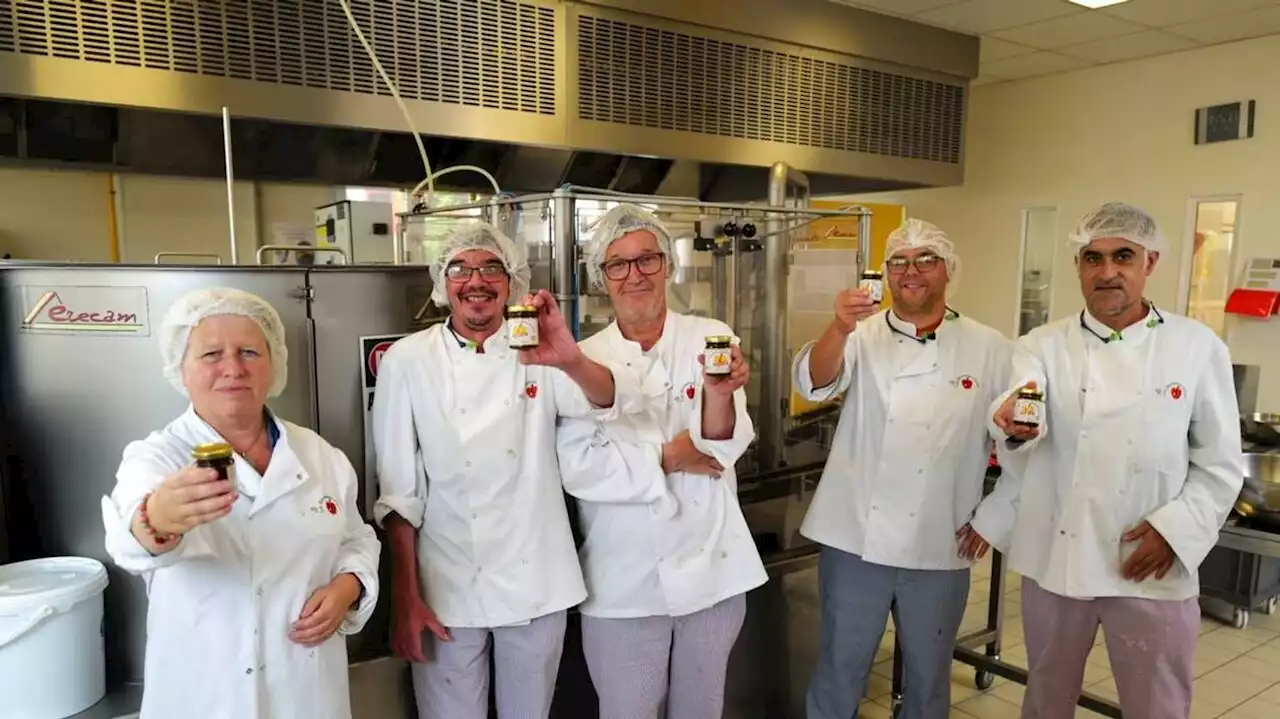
[557,312,769,618]
[371,322,642,628]
[971,308,1244,601]
[100,408,381,719]
[794,310,1012,571]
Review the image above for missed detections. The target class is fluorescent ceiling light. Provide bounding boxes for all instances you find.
[1067,0,1131,8]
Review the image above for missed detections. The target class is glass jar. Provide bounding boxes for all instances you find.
[704,336,733,376]
[859,270,884,303]
[508,305,540,349]
[1012,387,1045,428]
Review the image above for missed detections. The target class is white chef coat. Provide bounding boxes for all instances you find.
[971,307,1244,601]
[100,407,381,719]
[557,311,769,618]
[794,309,1012,571]
[371,321,642,628]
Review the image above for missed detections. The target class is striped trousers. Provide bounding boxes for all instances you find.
[581,594,748,719]
[410,610,567,719]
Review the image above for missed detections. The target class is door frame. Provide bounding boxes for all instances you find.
[1177,193,1243,315]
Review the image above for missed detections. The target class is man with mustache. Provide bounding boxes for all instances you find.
[799,219,1012,719]
[371,223,643,718]
[972,202,1243,719]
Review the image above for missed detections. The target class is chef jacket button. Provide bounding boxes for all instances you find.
[504,399,511,406]
[295,473,302,480]
[465,461,472,468]
[256,588,263,597]
[507,449,516,457]
[872,505,879,511]
[461,408,467,415]
[471,512,478,520]
[721,550,728,558]
[917,469,924,474]
[909,512,916,518]
[1059,530,1066,536]
[245,668,253,675]
[259,665,265,672]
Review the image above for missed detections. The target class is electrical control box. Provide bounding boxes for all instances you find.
[314,200,395,265]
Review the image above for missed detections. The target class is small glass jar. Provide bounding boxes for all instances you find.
[859,270,884,303]
[1012,387,1045,429]
[704,336,733,376]
[508,305,540,349]
[193,443,236,485]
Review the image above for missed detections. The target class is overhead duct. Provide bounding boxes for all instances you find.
[0,0,977,197]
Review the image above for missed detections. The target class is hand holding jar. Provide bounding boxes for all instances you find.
[833,287,880,334]
[142,465,238,539]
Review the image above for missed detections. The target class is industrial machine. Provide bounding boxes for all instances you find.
[314,200,396,265]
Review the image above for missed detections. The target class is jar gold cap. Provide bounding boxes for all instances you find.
[508,304,537,313]
[193,442,234,460]
[705,335,733,344]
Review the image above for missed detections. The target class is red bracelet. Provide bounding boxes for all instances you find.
[139,492,177,545]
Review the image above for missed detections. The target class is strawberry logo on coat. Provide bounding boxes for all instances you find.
[317,495,339,516]
[955,375,977,390]
[684,383,696,400]
[1166,383,1184,400]
[525,382,539,399]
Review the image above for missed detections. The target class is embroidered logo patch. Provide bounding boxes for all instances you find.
[312,495,339,516]
[1164,382,1185,400]
[525,381,539,399]
[955,374,977,391]
[683,382,696,400]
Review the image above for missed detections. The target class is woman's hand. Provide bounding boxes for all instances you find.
[290,574,363,647]
[143,466,237,537]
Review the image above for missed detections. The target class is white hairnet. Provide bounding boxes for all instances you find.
[1068,201,1168,254]
[884,218,962,289]
[430,222,531,307]
[159,287,289,398]
[584,204,673,288]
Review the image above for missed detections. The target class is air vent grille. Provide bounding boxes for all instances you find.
[0,0,556,115]
[577,16,964,164]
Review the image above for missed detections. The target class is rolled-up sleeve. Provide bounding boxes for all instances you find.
[552,359,646,422]
[1147,337,1245,571]
[101,439,216,574]
[793,336,855,402]
[330,448,381,635]
[556,416,677,517]
[689,385,754,478]
[371,346,427,530]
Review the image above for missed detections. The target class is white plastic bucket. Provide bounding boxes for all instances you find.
[0,557,110,719]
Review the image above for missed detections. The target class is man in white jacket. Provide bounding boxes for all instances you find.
[972,202,1244,719]
[371,223,642,719]
[797,220,1012,719]
[556,204,768,718]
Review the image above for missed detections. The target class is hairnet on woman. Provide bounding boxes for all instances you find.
[99,286,381,719]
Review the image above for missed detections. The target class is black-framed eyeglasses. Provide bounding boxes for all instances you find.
[445,262,508,283]
[885,254,942,274]
[601,252,665,281]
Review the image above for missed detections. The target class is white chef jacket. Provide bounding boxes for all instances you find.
[371,321,642,628]
[971,307,1244,601]
[794,309,1012,571]
[100,407,381,719]
[557,312,769,618]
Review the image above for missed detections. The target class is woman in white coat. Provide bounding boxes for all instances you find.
[100,287,381,719]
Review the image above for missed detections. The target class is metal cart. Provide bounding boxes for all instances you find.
[887,471,1125,719]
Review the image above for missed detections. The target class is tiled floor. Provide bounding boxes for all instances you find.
[851,555,1280,719]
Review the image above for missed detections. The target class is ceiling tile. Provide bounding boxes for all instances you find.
[1058,29,1200,63]
[917,0,1083,34]
[827,0,963,16]
[990,11,1149,49]
[1166,5,1280,44]
[979,50,1093,79]
[980,37,1038,62]
[1103,0,1276,28]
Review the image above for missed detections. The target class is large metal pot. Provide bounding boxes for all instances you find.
[1236,453,1280,532]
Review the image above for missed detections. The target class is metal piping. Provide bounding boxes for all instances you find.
[154,252,224,265]
[399,192,870,219]
[222,107,239,265]
[551,189,579,338]
[758,161,809,470]
[858,212,873,276]
[255,245,349,265]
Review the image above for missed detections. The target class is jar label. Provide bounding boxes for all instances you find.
[1013,397,1042,425]
[705,347,732,375]
[509,317,539,347]
[859,278,883,303]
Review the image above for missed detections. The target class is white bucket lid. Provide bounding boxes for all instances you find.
[0,557,109,616]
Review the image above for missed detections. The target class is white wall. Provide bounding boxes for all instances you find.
[848,33,1280,409]
[0,167,335,264]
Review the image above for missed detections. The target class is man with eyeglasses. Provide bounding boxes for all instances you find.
[974,202,1242,719]
[798,219,1013,719]
[371,223,647,719]
[554,203,768,718]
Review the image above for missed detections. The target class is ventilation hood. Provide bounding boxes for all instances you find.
[0,0,978,199]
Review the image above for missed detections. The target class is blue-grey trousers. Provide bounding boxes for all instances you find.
[806,546,970,719]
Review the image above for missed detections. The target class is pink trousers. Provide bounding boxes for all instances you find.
[1020,578,1199,719]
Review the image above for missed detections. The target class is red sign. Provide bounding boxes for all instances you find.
[367,341,395,379]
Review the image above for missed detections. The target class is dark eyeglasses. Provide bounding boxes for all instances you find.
[601,252,665,281]
[885,254,942,274]
[445,263,508,283]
